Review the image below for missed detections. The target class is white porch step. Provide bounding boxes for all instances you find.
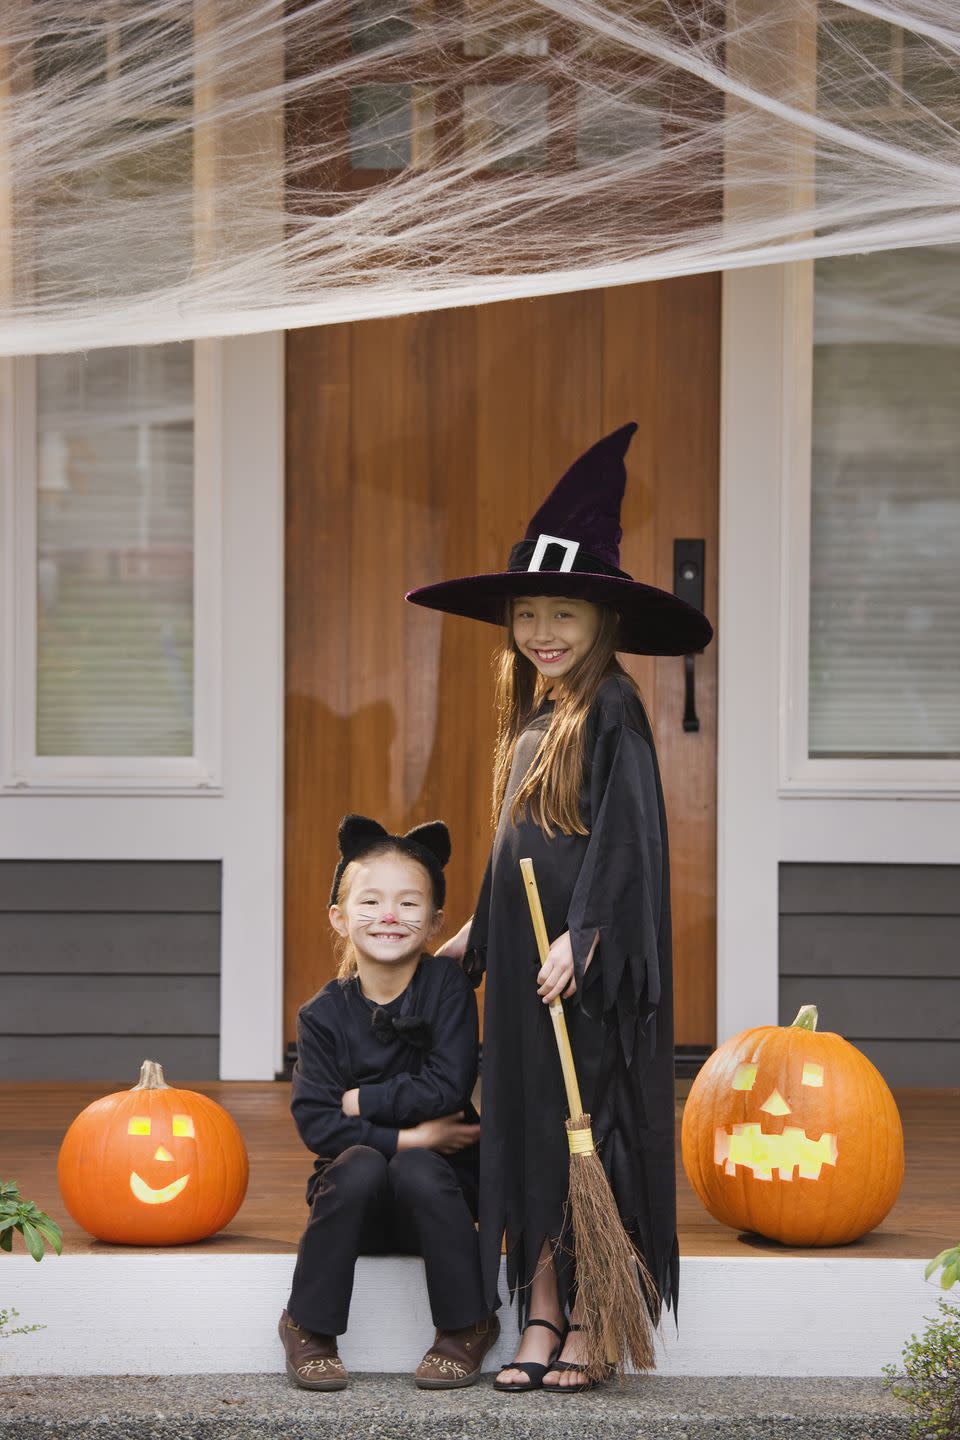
[1,1253,936,1378]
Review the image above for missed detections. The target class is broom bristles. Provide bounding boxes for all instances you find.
[565,1114,658,1382]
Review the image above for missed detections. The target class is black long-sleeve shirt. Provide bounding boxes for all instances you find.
[290,953,479,1166]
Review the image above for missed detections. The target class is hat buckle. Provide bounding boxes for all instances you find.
[528,533,579,574]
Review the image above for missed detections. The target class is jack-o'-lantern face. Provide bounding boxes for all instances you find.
[713,1056,839,1182]
[126,1112,196,1204]
[57,1059,249,1246]
[680,1006,905,1246]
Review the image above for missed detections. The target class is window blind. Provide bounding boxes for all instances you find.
[35,344,195,758]
[809,249,960,759]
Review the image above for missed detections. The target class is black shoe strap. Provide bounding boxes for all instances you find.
[523,1317,565,1340]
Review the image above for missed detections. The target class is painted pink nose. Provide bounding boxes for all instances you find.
[381,912,398,924]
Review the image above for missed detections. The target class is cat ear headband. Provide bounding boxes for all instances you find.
[329,813,451,908]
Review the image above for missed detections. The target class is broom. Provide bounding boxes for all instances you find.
[519,856,658,1381]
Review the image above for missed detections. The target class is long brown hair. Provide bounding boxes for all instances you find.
[491,603,640,837]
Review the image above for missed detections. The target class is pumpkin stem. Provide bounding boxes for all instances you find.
[791,1005,819,1032]
[132,1059,169,1091]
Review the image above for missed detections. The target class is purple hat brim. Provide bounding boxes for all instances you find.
[406,570,712,657]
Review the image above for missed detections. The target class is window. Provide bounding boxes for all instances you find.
[328,1,665,182]
[809,249,960,760]
[782,249,960,790]
[1,342,221,791]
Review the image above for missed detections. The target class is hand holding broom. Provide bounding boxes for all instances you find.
[520,857,657,1380]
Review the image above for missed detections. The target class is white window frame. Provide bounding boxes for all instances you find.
[0,340,222,793]
[779,260,960,796]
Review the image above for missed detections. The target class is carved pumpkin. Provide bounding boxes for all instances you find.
[681,1005,904,1246]
[57,1060,249,1244]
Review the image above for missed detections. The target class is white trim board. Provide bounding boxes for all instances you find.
[717,265,782,1041]
[1,1253,938,1378]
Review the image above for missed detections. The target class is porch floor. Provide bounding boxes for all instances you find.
[3,1081,957,1258]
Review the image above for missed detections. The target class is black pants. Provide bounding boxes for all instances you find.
[287,1145,487,1336]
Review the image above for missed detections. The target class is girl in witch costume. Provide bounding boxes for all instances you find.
[406,423,713,1393]
[279,815,500,1391]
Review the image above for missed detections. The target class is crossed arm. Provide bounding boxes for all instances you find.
[291,993,479,1161]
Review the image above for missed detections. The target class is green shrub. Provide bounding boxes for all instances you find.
[0,1181,60,1352]
[883,1246,960,1440]
[0,1308,43,1340]
[0,1180,62,1261]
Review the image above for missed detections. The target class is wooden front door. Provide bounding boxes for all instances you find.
[285,277,719,1054]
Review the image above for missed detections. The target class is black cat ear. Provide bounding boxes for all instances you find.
[338,814,388,860]
[405,820,451,869]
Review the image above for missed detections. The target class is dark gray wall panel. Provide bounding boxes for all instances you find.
[845,1039,960,1089]
[4,975,219,1036]
[779,977,960,1041]
[780,914,960,977]
[0,912,221,974]
[0,1035,220,1083]
[780,864,960,915]
[0,861,221,913]
[779,862,960,1091]
[0,860,222,1081]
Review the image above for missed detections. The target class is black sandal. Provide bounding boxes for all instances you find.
[542,1323,614,1394]
[493,1318,566,1392]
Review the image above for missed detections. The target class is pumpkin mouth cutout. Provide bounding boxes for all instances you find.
[714,1123,838,1182]
[129,1171,191,1205]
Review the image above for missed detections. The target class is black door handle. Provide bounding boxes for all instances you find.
[683,654,700,733]
[674,540,705,734]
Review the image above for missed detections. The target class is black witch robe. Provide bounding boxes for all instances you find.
[466,672,678,1326]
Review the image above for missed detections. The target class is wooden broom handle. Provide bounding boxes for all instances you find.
[520,858,584,1122]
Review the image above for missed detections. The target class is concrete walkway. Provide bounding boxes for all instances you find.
[0,1373,912,1439]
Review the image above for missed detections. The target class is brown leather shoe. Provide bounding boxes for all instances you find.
[415,1314,501,1389]
[278,1309,348,1391]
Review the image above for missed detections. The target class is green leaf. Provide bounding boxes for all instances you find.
[30,1218,62,1255]
[0,1216,19,1235]
[0,1229,11,1252]
[940,1262,958,1291]
[19,1220,45,1262]
[925,1249,953,1281]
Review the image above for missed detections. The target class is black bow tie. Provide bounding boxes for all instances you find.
[370,1008,433,1051]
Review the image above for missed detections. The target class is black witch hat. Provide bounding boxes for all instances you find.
[405,423,712,656]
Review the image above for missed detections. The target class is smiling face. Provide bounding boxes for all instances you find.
[680,1011,905,1246]
[330,850,441,971]
[511,596,602,684]
[126,1111,196,1204]
[713,1058,839,1182]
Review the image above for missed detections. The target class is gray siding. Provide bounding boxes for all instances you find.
[779,863,960,1087]
[0,861,221,1081]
